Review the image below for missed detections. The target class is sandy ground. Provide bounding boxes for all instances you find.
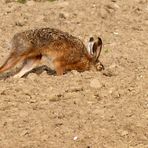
[0,0,148,147]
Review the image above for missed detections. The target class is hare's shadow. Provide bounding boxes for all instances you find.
[0,65,55,80]
[23,65,56,78]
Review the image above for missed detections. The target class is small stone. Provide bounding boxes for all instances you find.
[108,87,116,94]
[19,111,29,117]
[29,99,37,103]
[118,129,129,136]
[90,79,102,89]
[100,8,108,19]
[113,32,119,35]
[92,4,96,8]
[1,90,7,95]
[15,21,25,27]
[71,70,79,75]
[59,13,66,19]
[41,135,48,141]
[36,15,45,22]
[73,136,78,140]
[109,63,118,69]
[49,94,61,102]
[20,130,29,136]
[140,75,143,78]
[27,73,38,80]
[102,69,115,77]
[121,130,128,136]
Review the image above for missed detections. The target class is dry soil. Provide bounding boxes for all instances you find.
[0,0,148,148]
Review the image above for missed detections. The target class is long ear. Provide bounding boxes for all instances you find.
[87,37,94,55]
[93,37,102,62]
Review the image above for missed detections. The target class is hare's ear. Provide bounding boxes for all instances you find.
[93,37,103,62]
[87,37,94,55]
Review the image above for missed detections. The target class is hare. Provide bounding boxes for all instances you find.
[0,28,103,78]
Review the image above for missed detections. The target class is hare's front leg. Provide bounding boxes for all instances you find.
[14,55,42,78]
[53,58,66,75]
[64,58,90,73]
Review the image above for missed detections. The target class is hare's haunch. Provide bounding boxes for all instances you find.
[0,28,103,78]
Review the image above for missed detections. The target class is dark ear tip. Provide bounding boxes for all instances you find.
[98,37,102,44]
[89,37,94,42]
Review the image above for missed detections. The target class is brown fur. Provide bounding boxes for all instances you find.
[0,28,103,77]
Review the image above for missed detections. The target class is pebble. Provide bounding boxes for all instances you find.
[90,79,102,89]
[118,129,129,136]
[59,13,66,19]
[19,111,29,117]
[20,130,29,136]
[71,70,80,75]
[27,73,38,80]
[73,136,78,140]
[113,32,119,35]
[35,15,45,22]
[100,8,108,19]
[15,20,25,27]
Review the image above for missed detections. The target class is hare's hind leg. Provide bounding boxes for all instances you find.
[14,55,42,78]
[0,53,25,74]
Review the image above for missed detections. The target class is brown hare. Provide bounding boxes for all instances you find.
[0,28,103,78]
